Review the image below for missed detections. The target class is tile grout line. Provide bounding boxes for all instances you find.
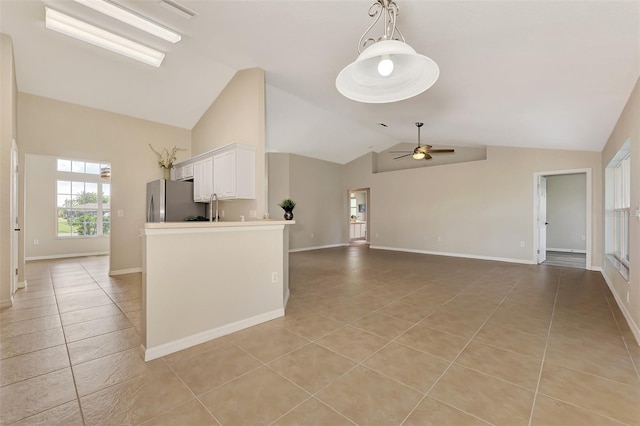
[398,275,524,426]
[526,269,562,426]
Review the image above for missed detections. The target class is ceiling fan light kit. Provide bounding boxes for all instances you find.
[336,0,439,103]
[392,122,455,161]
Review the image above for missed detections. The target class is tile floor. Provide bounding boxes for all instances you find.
[1,247,639,425]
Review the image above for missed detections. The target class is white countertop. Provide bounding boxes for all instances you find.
[144,219,295,229]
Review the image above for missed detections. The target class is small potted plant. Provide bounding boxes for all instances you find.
[279,199,296,220]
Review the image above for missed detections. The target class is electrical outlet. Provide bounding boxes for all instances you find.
[310,233,314,239]
[520,241,525,247]
[117,210,124,217]
[221,210,225,218]
[581,235,586,241]
[437,236,442,242]
[375,233,379,238]
[271,272,278,283]
[249,210,257,218]
[33,239,39,245]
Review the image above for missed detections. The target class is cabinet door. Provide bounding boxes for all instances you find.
[182,163,194,180]
[202,157,213,200]
[213,151,236,198]
[193,161,203,202]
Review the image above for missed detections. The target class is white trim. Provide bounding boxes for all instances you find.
[143,308,285,361]
[0,296,13,308]
[289,243,348,253]
[25,251,109,261]
[109,267,142,276]
[370,246,536,265]
[284,288,290,308]
[589,266,602,272]
[601,270,640,346]
[547,248,587,254]
[17,281,26,289]
[532,169,592,269]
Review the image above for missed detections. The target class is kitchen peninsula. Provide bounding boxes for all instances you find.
[140,220,293,361]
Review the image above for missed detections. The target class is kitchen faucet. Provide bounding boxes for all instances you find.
[209,193,219,222]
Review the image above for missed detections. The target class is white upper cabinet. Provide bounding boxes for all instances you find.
[175,143,255,203]
[192,157,213,202]
[213,145,255,199]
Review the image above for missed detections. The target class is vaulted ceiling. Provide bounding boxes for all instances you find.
[1,1,639,164]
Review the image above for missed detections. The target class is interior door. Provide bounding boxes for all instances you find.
[11,140,19,295]
[537,175,547,264]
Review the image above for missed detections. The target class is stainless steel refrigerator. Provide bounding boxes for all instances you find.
[146,179,205,222]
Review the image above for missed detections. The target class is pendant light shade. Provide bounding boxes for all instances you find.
[336,40,439,103]
[336,0,439,103]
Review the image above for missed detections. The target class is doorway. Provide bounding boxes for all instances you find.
[348,188,370,245]
[533,169,591,269]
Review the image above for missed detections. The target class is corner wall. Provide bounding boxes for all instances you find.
[601,77,640,344]
[342,146,602,266]
[17,94,191,274]
[267,153,344,251]
[191,68,266,221]
[0,33,19,306]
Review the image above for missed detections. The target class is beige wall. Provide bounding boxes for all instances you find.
[268,153,344,250]
[24,154,110,259]
[192,68,266,221]
[0,33,19,305]
[342,146,602,265]
[546,173,587,251]
[601,77,640,343]
[17,93,191,274]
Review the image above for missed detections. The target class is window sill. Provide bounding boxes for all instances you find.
[606,254,629,282]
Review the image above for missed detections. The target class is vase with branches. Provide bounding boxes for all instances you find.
[149,144,186,179]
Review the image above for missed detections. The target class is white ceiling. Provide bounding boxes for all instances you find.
[1,1,639,164]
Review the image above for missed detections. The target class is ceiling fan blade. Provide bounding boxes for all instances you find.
[429,149,455,153]
[424,153,433,160]
[393,153,412,160]
[389,151,412,153]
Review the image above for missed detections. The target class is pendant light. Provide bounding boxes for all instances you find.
[336,0,439,103]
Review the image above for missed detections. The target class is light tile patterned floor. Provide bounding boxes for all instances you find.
[1,247,639,425]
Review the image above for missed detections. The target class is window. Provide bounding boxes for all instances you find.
[350,197,357,219]
[605,142,630,277]
[56,158,111,237]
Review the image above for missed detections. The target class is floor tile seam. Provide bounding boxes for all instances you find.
[10,295,57,306]
[5,399,82,426]
[270,395,358,426]
[527,270,562,426]
[600,281,640,381]
[0,360,73,389]
[0,308,62,324]
[64,329,139,351]
[52,267,88,426]
[66,342,144,369]
[62,311,134,332]
[539,358,640,388]
[534,392,633,426]
[57,300,117,315]
[0,339,70,366]
[468,339,544,361]
[400,278,523,426]
[416,395,496,426]
[447,362,539,393]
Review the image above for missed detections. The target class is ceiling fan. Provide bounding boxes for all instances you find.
[391,122,454,160]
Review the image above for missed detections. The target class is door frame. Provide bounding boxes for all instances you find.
[348,187,370,243]
[532,168,592,270]
[10,140,18,296]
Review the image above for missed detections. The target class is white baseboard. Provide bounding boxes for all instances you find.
[289,243,348,253]
[589,266,602,272]
[109,267,142,276]
[370,246,536,265]
[143,308,285,361]
[547,248,587,254]
[17,280,26,289]
[600,270,640,346]
[25,251,109,261]
[0,297,13,308]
